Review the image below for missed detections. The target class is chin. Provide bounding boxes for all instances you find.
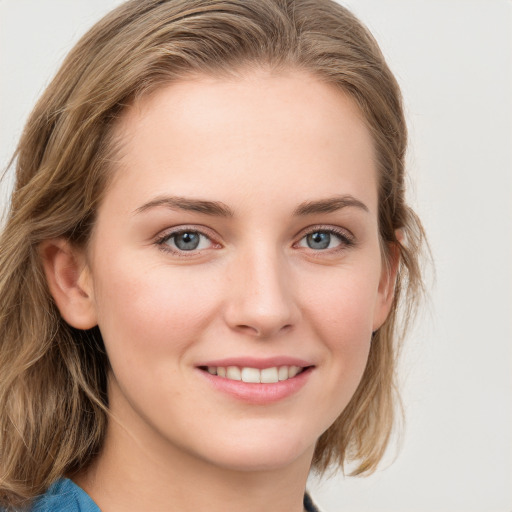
[192,425,317,473]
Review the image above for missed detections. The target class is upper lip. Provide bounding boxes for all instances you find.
[196,356,314,369]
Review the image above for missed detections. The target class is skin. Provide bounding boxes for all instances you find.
[43,68,397,512]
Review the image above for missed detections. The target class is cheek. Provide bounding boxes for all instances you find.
[300,267,379,382]
[91,255,222,362]
[304,268,379,340]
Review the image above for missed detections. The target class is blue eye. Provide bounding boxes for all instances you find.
[161,230,212,252]
[306,232,332,250]
[298,229,350,251]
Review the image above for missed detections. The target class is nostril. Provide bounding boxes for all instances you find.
[236,324,259,334]
[235,322,293,338]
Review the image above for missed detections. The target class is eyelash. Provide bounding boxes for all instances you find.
[154,225,355,256]
[296,225,356,252]
[155,226,218,256]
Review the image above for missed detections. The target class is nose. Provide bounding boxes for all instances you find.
[223,248,300,339]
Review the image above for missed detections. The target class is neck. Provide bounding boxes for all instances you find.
[72,414,313,512]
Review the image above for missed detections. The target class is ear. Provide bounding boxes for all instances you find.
[39,238,98,330]
[372,235,401,332]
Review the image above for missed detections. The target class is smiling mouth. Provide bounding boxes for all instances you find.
[199,365,309,383]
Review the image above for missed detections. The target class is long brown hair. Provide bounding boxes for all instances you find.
[0,0,426,508]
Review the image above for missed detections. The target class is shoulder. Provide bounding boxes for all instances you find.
[30,478,100,512]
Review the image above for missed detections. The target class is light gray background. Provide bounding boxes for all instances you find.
[1,1,511,511]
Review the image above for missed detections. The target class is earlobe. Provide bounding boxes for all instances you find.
[372,239,401,331]
[39,238,98,330]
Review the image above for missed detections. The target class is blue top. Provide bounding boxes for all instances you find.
[27,477,320,511]
[31,478,100,512]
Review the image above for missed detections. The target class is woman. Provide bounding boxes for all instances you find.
[0,0,425,510]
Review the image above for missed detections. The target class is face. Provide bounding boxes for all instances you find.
[81,69,394,473]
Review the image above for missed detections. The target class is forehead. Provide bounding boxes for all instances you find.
[105,69,378,216]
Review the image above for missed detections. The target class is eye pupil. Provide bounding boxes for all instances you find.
[307,232,330,250]
[175,232,200,250]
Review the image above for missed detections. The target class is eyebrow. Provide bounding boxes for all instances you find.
[134,196,234,217]
[134,194,369,218]
[293,195,369,216]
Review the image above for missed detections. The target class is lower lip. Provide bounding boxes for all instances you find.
[198,368,313,404]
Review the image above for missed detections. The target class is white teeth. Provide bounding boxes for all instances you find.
[208,365,304,383]
[288,366,300,378]
[260,367,279,383]
[226,366,241,381]
[278,366,289,381]
[241,367,261,383]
